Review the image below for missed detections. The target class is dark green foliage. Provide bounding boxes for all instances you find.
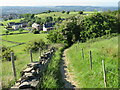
[47,30,64,43]
[25,39,46,52]
[47,17,82,46]
[28,21,33,27]
[19,28,24,33]
[78,11,83,14]
[80,13,118,42]
[66,11,70,14]
[45,16,53,22]
[61,11,65,13]
[54,17,61,22]
[47,10,51,13]
[5,30,9,35]
[1,46,15,61]
[32,29,40,34]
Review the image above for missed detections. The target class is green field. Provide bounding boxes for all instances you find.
[1,18,24,25]
[66,36,118,88]
[35,11,95,19]
[2,33,47,43]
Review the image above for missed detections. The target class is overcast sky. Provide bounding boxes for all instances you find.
[0,0,119,7]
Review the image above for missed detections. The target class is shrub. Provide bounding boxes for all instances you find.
[25,39,46,52]
[1,46,16,61]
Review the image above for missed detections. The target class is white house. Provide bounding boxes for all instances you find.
[32,23,41,30]
[11,23,24,30]
[12,25,20,30]
[43,24,47,31]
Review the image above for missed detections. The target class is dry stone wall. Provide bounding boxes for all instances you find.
[10,48,55,90]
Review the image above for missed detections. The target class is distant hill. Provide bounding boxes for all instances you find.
[2,6,118,15]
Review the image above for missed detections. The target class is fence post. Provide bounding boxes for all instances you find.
[30,50,33,62]
[81,48,84,60]
[39,48,41,61]
[11,52,17,82]
[89,50,92,70]
[102,60,107,87]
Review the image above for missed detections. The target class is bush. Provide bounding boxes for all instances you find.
[1,46,16,61]
[25,39,46,52]
[32,29,40,34]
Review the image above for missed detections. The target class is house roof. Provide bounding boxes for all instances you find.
[44,23,55,28]
[32,23,40,27]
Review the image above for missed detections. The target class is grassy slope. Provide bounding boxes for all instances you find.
[66,36,118,88]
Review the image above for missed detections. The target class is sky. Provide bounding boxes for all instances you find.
[0,0,119,7]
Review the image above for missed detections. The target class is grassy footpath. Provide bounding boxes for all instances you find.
[40,44,65,88]
[66,36,118,88]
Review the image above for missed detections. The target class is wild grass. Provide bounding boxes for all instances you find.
[40,44,64,88]
[66,36,118,88]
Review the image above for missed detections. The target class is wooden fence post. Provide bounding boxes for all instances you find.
[102,60,107,87]
[11,52,17,81]
[30,50,33,62]
[89,50,92,70]
[81,48,84,60]
[39,48,41,61]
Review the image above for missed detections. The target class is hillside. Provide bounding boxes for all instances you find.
[65,36,118,88]
[2,6,118,15]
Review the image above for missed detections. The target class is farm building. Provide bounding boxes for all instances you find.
[32,23,41,30]
[11,23,25,30]
[43,23,55,31]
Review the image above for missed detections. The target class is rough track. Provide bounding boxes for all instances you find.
[60,49,79,89]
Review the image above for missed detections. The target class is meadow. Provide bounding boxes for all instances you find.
[35,11,95,19]
[66,36,118,88]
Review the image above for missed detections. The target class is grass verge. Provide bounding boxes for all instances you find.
[66,36,118,88]
[40,44,65,88]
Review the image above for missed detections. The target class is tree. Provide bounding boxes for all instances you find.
[28,21,33,27]
[62,11,65,14]
[66,11,70,14]
[78,11,83,14]
[5,30,9,35]
[19,28,24,33]
[1,46,16,61]
[47,17,82,46]
[47,10,51,13]
[25,39,46,52]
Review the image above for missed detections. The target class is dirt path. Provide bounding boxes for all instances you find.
[60,49,79,88]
